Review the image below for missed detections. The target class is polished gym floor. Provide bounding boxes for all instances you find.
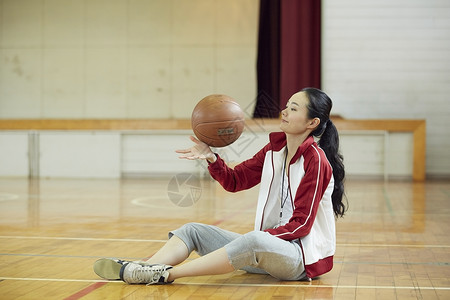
[0,176,449,299]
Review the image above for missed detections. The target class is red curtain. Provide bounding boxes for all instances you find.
[254,0,321,118]
[254,0,281,118]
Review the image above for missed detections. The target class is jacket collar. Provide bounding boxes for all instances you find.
[269,132,315,163]
[268,132,287,151]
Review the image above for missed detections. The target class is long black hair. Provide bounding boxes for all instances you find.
[302,87,347,218]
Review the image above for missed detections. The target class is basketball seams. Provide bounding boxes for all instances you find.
[191,102,244,125]
[192,119,244,127]
[191,94,245,147]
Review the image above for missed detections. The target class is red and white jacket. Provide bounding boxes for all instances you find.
[208,132,335,279]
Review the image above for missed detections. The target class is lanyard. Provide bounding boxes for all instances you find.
[280,150,289,218]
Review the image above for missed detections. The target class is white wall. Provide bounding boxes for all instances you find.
[322,0,450,177]
[0,132,28,176]
[39,132,121,178]
[0,0,259,119]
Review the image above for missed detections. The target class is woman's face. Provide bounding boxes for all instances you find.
[280,92,318,135]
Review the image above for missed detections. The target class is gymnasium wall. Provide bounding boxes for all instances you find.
[0,0,449,177]
[0,0,259,118]
[322,0,450,177]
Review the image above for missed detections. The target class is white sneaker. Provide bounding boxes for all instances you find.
[93,258,159,280]
[121,262,173,285]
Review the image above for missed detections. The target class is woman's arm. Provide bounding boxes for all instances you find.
[177,136,268,193]
[207,149,266,192]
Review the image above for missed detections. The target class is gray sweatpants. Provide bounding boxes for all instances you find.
[169,222,306,281]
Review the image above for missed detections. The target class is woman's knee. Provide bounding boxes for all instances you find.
[168,223,206,253]
[176,222,209,235]
[241,231,272,249]
[170,223,202,241]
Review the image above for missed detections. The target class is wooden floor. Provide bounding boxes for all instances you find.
[0,176,449,299]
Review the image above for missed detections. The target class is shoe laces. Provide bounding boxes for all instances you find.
[130,264,168,285]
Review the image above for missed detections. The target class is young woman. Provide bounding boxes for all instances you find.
[93,87,346,284]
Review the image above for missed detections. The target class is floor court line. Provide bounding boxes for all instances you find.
[338,243,450,248]
[0,253,142,260]
[0,236,166,243]
[63,282,107,300]
[1,235,449,248]
[0,277,449,291]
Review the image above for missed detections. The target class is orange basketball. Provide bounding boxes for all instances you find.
[191,94,245,147]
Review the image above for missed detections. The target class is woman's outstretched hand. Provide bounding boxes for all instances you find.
[176,136,217,163]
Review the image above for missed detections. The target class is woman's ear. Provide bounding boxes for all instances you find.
[308,118,321,130]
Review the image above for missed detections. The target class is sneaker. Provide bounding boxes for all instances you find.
[94,258,129,280]
[121,262,173,285]
[93,258,154,279]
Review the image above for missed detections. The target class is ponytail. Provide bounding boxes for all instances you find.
[318,120,346,218]
[302,87,347,218]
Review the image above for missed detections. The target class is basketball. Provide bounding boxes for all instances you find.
[191,94,245,147]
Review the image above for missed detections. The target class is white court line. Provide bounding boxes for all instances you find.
[0,277,449,291]
[184,282,450,291]
[130,196,254,213]
[0,277,116,283]
[338,243,450,248]
[1,236,449,248]
[0,236,166,243]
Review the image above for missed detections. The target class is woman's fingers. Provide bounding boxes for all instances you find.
[189,135,201,143]
[175,136,204,153]
[175,149,190,154]
[176,136,213,160]
[178,155,196,160]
